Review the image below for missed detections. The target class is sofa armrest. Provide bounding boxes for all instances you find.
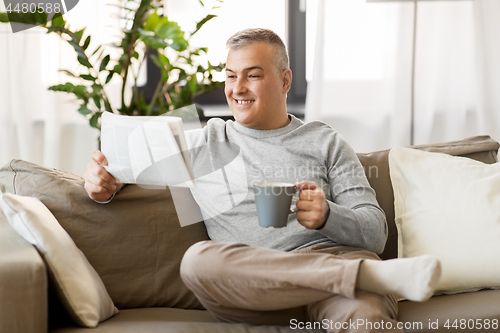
[0,214,48,333]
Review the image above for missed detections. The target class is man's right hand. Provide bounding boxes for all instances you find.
[84,150,122,202]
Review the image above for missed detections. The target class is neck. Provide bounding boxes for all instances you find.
[255,113,290,130]
[275,113,291,129]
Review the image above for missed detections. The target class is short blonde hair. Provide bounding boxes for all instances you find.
[226,28,290,74]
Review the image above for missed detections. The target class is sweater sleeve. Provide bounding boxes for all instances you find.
[318,201,387,254]
[315,134,388,254]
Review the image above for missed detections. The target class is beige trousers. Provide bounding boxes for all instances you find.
[180,241,401,333]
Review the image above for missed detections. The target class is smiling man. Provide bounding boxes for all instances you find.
[84,28,441,333]
[178,29,441,332]
[225,39,291,131]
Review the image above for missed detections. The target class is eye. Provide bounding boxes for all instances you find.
[249,75,260,78]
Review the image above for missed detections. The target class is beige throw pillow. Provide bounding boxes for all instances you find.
[0,193,118,327]
[389,147,500,294]
[0,159,209,310]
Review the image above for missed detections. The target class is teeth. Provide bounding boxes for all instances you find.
[237,100,253,105]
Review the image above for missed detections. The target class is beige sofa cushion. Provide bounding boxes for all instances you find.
[389,147,500,294]
[0,159,210,310]
[0,211,48,333]
[49,307,323,333]
[357,135,499,260]
[398,289,500,333]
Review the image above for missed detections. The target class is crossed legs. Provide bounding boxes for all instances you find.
[180,241,440,332]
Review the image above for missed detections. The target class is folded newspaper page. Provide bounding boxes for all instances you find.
[101,111,196,188]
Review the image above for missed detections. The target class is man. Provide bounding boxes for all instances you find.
[84,28,441,332]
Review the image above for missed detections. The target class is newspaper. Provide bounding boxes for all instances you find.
[101,110,196,188]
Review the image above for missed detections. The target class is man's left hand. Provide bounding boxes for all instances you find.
[294,181,330,229]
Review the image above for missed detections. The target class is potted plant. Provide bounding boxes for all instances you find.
[0,0,225,131]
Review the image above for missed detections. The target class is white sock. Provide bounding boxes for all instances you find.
[356,255,441,302]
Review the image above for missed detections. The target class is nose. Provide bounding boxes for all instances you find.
[232,77,248,95]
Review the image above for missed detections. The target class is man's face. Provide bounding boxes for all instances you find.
[224,42,291,130]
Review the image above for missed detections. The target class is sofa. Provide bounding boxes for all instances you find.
[1,135,499,333]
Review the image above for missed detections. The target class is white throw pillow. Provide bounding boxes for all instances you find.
[0,193,118,327]
[389,147,500,294]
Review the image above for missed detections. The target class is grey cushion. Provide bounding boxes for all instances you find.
[0,160,210,310]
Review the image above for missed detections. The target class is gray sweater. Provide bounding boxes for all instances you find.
[185,114,387,254]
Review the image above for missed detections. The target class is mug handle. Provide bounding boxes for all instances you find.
[289,188,302,214]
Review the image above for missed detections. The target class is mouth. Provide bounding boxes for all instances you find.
[234,99,255,105]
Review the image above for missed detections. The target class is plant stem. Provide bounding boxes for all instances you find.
[146,80,165,115]
[120,0,151,114]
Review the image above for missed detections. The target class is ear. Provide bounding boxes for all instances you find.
[281,69,292,94]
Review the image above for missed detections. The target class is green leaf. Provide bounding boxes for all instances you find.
[92,96,102,109]
[49,82,75,93]
[112,64,123,75]
[104,100,113,112]
[80,74,96,81]
[155,20,185,41]
[144,12,160,32]
[91,83,103,92]
[68,40,83,54]
[77,56,92,68]
[158,53,171,67]
[177,70,188,82]
[105,71,114,84]
[99,55,110,72]
[73,85,88,98]
[193,14,216,36]
[59,69,76,77]
[169,39,189,51]
[118,54,128,67]
[140,34,169,49]
[187,78,197,94]
[78,105,92,116]
[67,39,78,48]
[74,28,85,42]
[91,45,102,57]
[51,13,65,27]
[89,112,102,129]
[82,35,91,50]
[0,13,9,23]
[4,11,48,25]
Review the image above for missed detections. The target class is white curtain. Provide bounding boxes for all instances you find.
[306,0,500,153]
[0,0,118,175]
